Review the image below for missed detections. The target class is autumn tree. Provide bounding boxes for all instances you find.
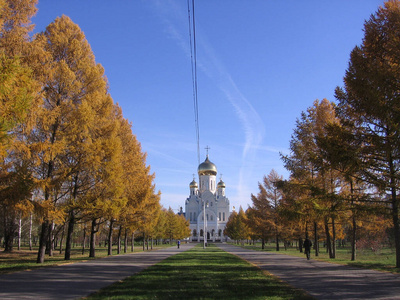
[335,0,400,267]
[282,99,345,258]
[249,174,275,249]
[0,0,40,252]
[29,16,125,263]
[263,170,283,250]
[224,207,249,245]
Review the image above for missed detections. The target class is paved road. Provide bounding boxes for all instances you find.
[0,243,195,300]
[218,243,400,300]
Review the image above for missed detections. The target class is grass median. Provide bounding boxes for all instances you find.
[85,244,313,300]
[0,244,172,274]
[235,242,399,274]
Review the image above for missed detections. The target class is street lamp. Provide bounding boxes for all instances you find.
[203,200,208,249]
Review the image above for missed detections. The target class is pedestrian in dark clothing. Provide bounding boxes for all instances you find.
[177,240,180,249]
[303,237,312,260]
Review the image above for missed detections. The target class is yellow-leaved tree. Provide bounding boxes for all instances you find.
[0,0,41,252]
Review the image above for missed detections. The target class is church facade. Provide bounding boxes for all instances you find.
[185,155,230,242]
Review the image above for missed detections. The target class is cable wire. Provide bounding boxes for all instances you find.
[187,0,200,165]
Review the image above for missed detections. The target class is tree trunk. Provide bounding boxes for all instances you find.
[107,219,114,256]
[89,219,98,258]
[324,219,333,259]
[350,180,356,261]
[275,234,279,251]
[261,238,265,250]
[29,213,33,251]
[17,217,22,250]
[124,228,128,253]
[46,222,54,256]
[82,223,86,255]
[390,184,400,268]
[117,225,122,254]
[131,232,134,252]
[59,225,64,254]
[3,211,17,252]
[314,221,319,256]
[332,216,336,259]
[64,211,75,260]
[299,237,303,253]
[37,220,50,263]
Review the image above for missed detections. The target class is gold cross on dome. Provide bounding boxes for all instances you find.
[205,145,210,156]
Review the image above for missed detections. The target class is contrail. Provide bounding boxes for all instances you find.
[152,0,266,202]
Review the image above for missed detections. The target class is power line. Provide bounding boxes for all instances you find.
[187,0,200,165]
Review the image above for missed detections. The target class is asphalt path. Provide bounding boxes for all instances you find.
[0,243,195,300]
[218,243,400,300]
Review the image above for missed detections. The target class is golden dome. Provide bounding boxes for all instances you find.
[190,179,198,188]
[198,156,217,176]
[217,179,225,188]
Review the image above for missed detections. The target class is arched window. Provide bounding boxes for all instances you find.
[200,229,204,237]
[218,229,222,237]
[193,229,197,236]
[211,215,213,221]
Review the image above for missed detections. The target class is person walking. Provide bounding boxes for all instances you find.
[303,236,312,260]
[177,240,180,249]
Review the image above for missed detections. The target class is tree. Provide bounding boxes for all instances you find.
[249,173,276,249]
[224,207,249,244]
[0,0,40,252]
[30,16,123,263]
[282,99,346,258]
[263,170,283,250]
[336,0,400,268]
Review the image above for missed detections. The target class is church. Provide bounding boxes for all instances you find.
[184,154,230,242]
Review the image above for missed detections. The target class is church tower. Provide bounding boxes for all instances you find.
[198,155,217,193]
[184,154,230,242]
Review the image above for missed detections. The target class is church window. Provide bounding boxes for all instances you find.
[210,201,213,206]
[219,212,221,221]
[223,212,225,221]
[211,215,213,221]
[218,229,222,236]
[207,214,209,221]
[193,229,197,236]
[200,229,204,237]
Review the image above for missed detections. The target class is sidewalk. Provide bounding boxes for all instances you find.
[218,243,400,300]
[0,243,194,300]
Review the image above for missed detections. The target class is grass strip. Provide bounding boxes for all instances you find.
[85,244,313,300]
[0,244,172,274]
[236,242,399,274]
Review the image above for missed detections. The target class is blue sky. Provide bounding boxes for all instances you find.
[32,0,385,212]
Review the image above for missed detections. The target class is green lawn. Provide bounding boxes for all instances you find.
[0,243,171,274]
[85,244,313,300]
[236,242,399,274]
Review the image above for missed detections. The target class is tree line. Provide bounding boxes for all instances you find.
[0,0,190,262]
[225,0,400,268]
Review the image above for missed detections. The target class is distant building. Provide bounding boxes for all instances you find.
[185,155,230,242]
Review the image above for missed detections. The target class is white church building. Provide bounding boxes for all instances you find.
[184,155,230,242]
